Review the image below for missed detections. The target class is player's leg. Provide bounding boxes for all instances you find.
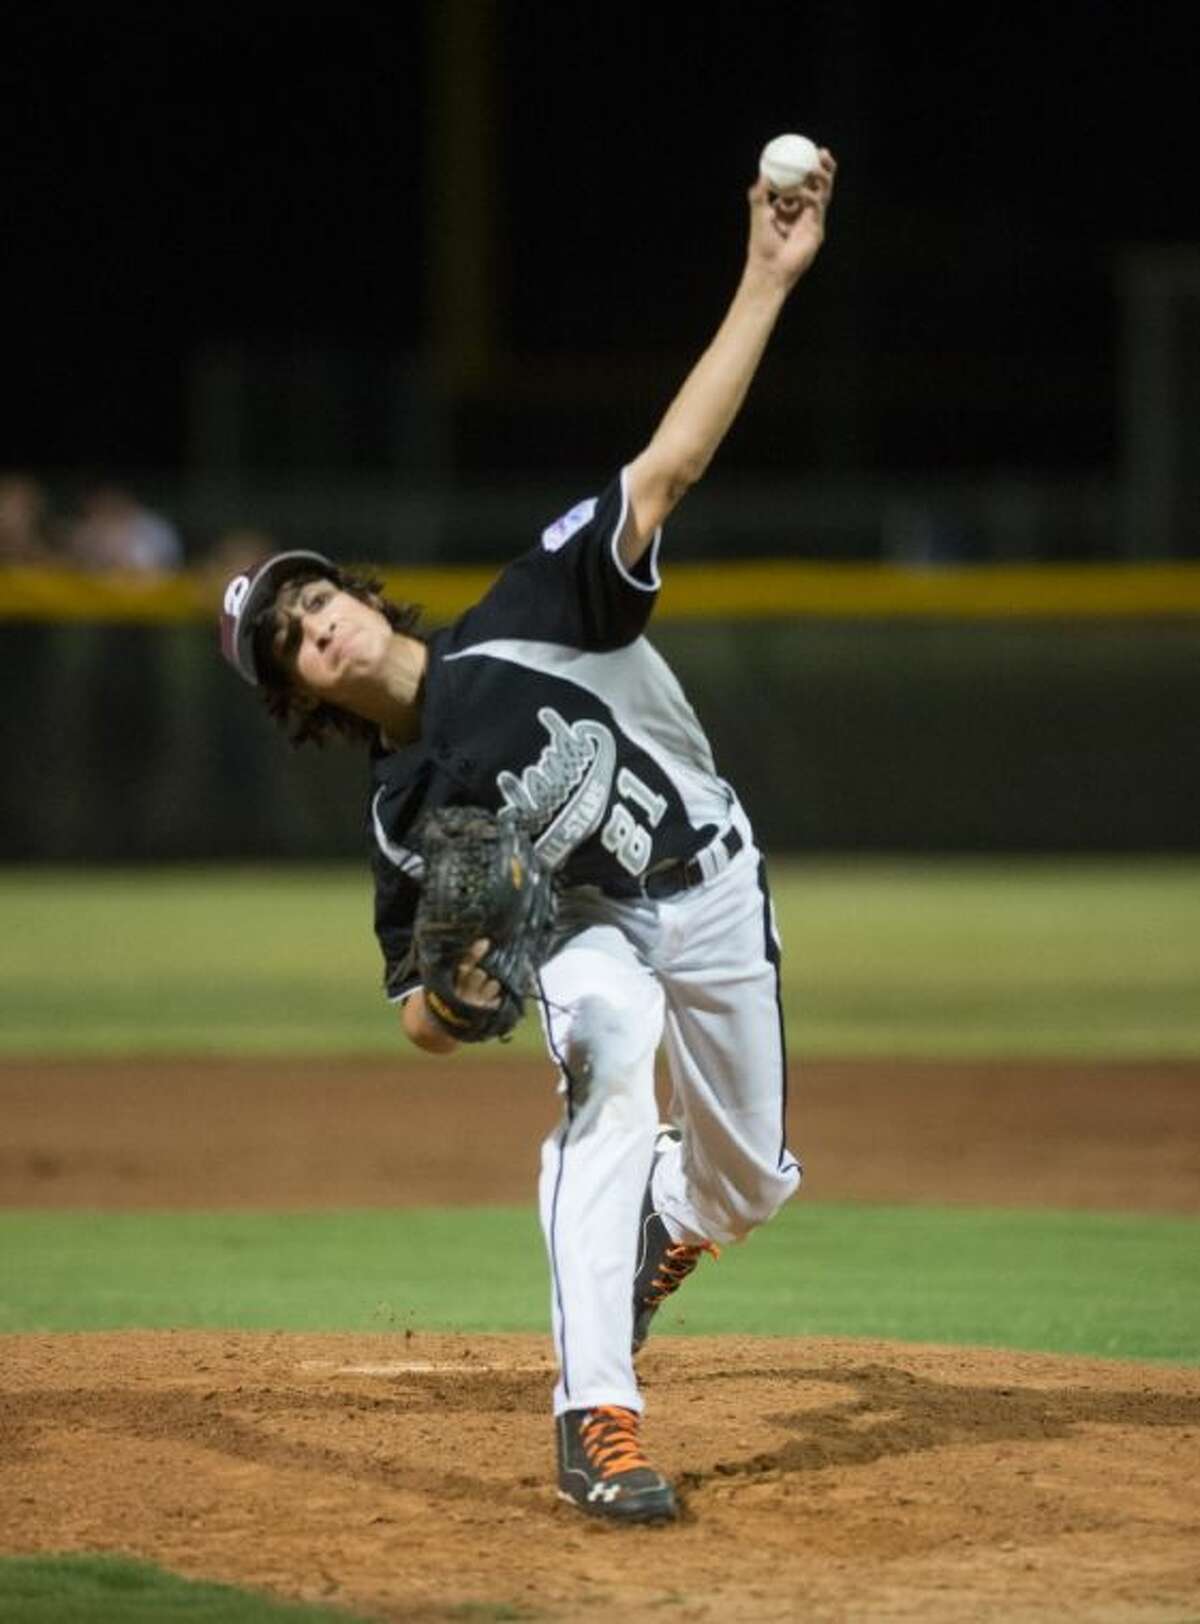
[535,919,679,1519]
[535,920,664,1413]
[651,842,801,1249]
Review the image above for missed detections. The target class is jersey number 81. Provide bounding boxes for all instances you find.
[601,767,667,877]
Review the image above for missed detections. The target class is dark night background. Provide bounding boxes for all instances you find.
[2,2,1198,857]
[3,1,1198,515]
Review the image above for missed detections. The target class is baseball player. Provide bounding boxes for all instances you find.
[219,149,836,1523]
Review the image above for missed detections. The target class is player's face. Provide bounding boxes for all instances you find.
[270,577,394,709]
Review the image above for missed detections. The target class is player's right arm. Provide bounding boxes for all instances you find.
[399,940,502,1055]
[622,151,836,562]
[401,990,459,1054]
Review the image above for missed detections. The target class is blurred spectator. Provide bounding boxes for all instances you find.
[205,526,275,578]
[0,473,53,562]
[68,483,183,572]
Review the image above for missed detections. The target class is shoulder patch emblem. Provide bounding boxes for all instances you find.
[541,497,597,553]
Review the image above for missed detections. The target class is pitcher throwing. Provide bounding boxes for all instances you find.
[219,144,836,1522]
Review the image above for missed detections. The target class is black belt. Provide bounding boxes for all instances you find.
[641,827,744,900]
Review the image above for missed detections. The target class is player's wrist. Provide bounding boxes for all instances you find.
[736,260,794,312]
[403,990,460,1054]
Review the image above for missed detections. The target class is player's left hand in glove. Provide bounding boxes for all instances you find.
[414,806,557,1043]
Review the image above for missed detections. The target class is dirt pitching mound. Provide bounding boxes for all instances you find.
[2,1329,1198,1623]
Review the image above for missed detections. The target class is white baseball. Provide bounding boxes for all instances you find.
[759,133,820,195]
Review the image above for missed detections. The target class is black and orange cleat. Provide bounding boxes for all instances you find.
[556,1405,678,1523]
[632,1127,720,1355]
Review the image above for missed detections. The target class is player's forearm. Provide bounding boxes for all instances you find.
[623,152,834,555]
[401,990,460,1055]
[655,267,790,483]
[624,267,790,551]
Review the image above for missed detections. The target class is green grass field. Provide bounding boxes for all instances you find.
[2,859,1197,1623]
[2,858,1199,1057]
[0,1556,379,1624]
[1,1203,1196,1361]
[2,860,1197,1357]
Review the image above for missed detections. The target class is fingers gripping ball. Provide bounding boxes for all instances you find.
[415,807,558,1043]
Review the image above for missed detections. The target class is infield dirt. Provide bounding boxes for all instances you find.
[1,1057,1198,1623]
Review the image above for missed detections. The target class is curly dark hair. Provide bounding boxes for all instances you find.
[252,566,424,748]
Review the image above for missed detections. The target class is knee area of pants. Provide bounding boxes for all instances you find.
[564,994,658,1096]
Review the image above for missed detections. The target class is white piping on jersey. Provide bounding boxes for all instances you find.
[371,786,425,878]
[441,637,731,834]
[612,523,662,592]
[610,465,663,593]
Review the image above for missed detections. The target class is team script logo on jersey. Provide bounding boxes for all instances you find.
[541,498,597,553]
[497,707,615,868]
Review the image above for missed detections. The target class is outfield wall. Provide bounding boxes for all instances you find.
[3,568,1196,858]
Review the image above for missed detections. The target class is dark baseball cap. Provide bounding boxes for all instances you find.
[219,549,340,685]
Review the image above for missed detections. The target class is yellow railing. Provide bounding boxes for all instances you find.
[2,561,1199,622]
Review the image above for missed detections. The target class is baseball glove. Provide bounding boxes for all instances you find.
[414,805,558,1043]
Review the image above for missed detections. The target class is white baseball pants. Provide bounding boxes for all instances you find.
[535,807,801,1416]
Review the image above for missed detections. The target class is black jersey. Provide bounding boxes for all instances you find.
[372,469,734,1001]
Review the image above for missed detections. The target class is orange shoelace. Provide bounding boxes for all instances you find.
[580,1406,652,1478]
[646,1241,721,1307]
